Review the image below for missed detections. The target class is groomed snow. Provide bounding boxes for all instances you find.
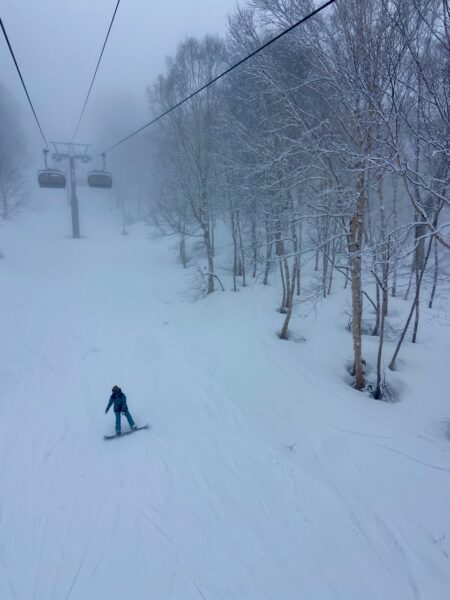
[0,192,449,599]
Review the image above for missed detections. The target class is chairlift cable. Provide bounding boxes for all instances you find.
[71,0,122,142]
[0,16,49,149]
[101,0,338,155]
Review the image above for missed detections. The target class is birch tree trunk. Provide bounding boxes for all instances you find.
[349,166,366,390]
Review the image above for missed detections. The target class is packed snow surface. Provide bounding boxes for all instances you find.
[0,193,449,600]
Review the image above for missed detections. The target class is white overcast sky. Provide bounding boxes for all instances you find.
[0,0,238,152]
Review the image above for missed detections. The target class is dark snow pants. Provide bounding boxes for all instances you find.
[115,409,135,433]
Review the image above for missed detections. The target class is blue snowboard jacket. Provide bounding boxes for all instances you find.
[106,391,128,413]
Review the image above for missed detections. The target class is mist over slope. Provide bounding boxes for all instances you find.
[0,194,449,600]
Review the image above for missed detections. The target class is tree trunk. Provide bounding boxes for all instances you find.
[279,266,297,340]
[179,234,187,268]
[263,220,273,286]
[279,260,286,311]
[377,168,389,318]
[314,249,319,272]
[284,257,291,309]
[372,278,380,336]
[374,285,387,399]
[230,209,238,292]
[404,263,414,300]
[349,168,365,390]
[322,241,329,299]
[251,207,258,278]
[412,221,426,342]
[296,221,302,296]
[428,236,439,309]
[237,210,246,287]
[382,247,390,319]
[203,227,215,294]
[412,268,421,343]
[389,234,433,370]
[211,220,215,257]
[327,247,335,296]
[391,172,399,297]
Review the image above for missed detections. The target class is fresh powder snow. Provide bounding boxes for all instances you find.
[0,191,449,600]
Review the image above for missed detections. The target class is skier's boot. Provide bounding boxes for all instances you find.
[131,425,137,431]
[116,431,122,436]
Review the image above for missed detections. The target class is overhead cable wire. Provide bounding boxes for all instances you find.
[0,16,49,149]
[102,0,338,154]
[71,0,122,142]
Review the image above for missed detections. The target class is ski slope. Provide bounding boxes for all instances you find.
[0,193,449,600]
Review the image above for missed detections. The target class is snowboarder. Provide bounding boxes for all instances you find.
[105,385,137,436]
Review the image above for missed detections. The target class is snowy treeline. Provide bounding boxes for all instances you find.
[145,0,448,397]
[0,83,26,221]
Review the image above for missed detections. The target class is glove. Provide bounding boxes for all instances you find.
[105,409,108,414]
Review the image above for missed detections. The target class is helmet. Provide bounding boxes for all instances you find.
[112,385,120,393]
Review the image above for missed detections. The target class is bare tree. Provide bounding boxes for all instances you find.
[149,37,226,293]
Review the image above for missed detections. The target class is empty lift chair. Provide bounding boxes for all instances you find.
[87,153,112,188]
[37,149,66,188]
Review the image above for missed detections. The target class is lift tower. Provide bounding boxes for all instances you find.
[51,142,92,238]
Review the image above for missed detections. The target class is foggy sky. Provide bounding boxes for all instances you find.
[0,0,237,154]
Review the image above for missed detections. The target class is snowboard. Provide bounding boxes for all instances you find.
[104,424,149,440]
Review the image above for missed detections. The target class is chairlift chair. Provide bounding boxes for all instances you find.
[38,169,66,188]
[87,170,112,188]
[37,149,67,188]
[87,153,112,188]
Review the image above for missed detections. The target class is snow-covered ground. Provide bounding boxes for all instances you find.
[0,192,449,600]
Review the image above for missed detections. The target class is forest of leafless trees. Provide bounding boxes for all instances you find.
[144,0,449,398]
[0,82,27,221]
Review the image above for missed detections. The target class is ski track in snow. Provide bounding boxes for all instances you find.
[0,194,449,599]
